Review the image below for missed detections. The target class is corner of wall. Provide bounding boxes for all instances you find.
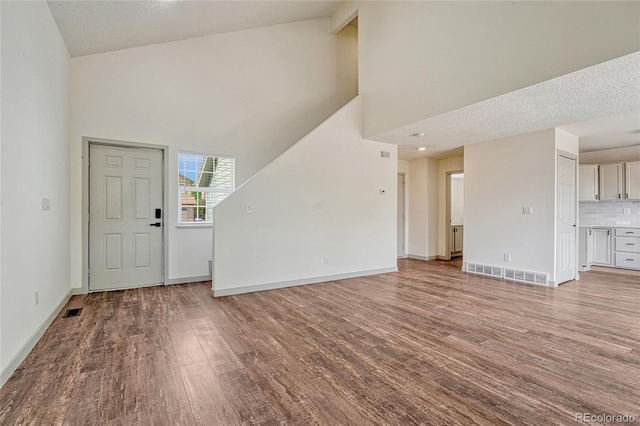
[213,97,398,294]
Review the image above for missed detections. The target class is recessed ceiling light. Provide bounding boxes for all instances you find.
[417,147,427,151]
[411,132,425,138]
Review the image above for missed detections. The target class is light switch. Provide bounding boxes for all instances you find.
[522,206,533,215]
[246,203,253,214]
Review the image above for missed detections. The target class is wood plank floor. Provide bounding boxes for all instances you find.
[1,258,639,425]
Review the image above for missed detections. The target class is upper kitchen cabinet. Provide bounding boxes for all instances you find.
[626,161,640,200]
[579,164,599,201]
[599,163,624,201]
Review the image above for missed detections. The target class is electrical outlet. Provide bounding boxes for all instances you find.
[246,203,253,214]
[35,289,39,306]
[323,256,329,264]
[41,197,51,211]
[504,254,511,262]
[623,208,631,215]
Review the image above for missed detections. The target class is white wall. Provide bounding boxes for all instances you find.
[464,129,557,281]
[359,1,640,137]
[70,18,358,287]
[407,157,438,259]
[450,175,464,226]
[213,97,397,295]
[1,1,70,378]
[438,156,464,257]
[579,145,640,164]
[398,160,409,175]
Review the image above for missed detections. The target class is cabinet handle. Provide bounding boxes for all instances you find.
[626,259,635,261]
[625,243,635,245]
[588,229,591,235]
[607,230,610,235]
[626,231,634,234]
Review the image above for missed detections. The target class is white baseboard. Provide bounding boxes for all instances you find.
[213,267,398,297]
[1,289,73,387]
[70,287,85,295]
[166,275,211,286]
[407,254,439,261]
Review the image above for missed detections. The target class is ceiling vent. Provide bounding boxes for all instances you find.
[465,262,503,279]
[504,268,548,286]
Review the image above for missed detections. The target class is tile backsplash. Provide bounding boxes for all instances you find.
[579,200,640,226]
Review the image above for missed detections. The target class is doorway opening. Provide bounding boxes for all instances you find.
[397,173,406,257]
[446,171,464,260]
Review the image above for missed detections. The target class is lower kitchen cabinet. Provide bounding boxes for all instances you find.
[591,228,612,266]
[614,228,640,269]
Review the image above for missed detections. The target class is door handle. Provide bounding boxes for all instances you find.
[150,222,161,227]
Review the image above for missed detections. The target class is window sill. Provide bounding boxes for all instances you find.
[176,223,213,229]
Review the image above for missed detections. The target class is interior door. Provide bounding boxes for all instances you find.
[89,144,163,291]
[397,174,405,257]
[556,153,577,284]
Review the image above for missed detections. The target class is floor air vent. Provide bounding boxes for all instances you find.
[504,268,548,286]
[63,308,82,318]
[465,263,503,279]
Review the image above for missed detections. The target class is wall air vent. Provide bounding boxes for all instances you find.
[465,263,503,279]
[504,268,548,286]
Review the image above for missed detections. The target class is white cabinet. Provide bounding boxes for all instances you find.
[592,228,612,265]
[614,228,640,270]
[579,164,599,201]
[450,226,463,254]
[581,227,640,271]
[625,161,640,200]
[578,227,593,271]
[599,163,624,201]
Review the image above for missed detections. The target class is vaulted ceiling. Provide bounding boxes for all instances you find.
[47,0,344,57]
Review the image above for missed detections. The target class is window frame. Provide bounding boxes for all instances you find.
[177,150,235,227]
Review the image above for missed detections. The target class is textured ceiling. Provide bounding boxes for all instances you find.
[376,52,640,161]
[48,0,344,57]
[559,109,640,153]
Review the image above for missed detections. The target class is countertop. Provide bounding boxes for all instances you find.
[579,224,640,229]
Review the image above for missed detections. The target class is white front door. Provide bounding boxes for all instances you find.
[556,153,577,284]
[397,174,405,257]
[89,144,164,291]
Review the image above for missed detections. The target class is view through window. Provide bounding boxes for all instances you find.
[178,152,234,223]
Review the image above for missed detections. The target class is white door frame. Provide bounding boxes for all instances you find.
[397,172,407,258]
[444,169,464,261]
[82,137,169,294]
[555,149,578,284]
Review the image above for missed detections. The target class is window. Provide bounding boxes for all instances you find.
[178,152,234,224]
